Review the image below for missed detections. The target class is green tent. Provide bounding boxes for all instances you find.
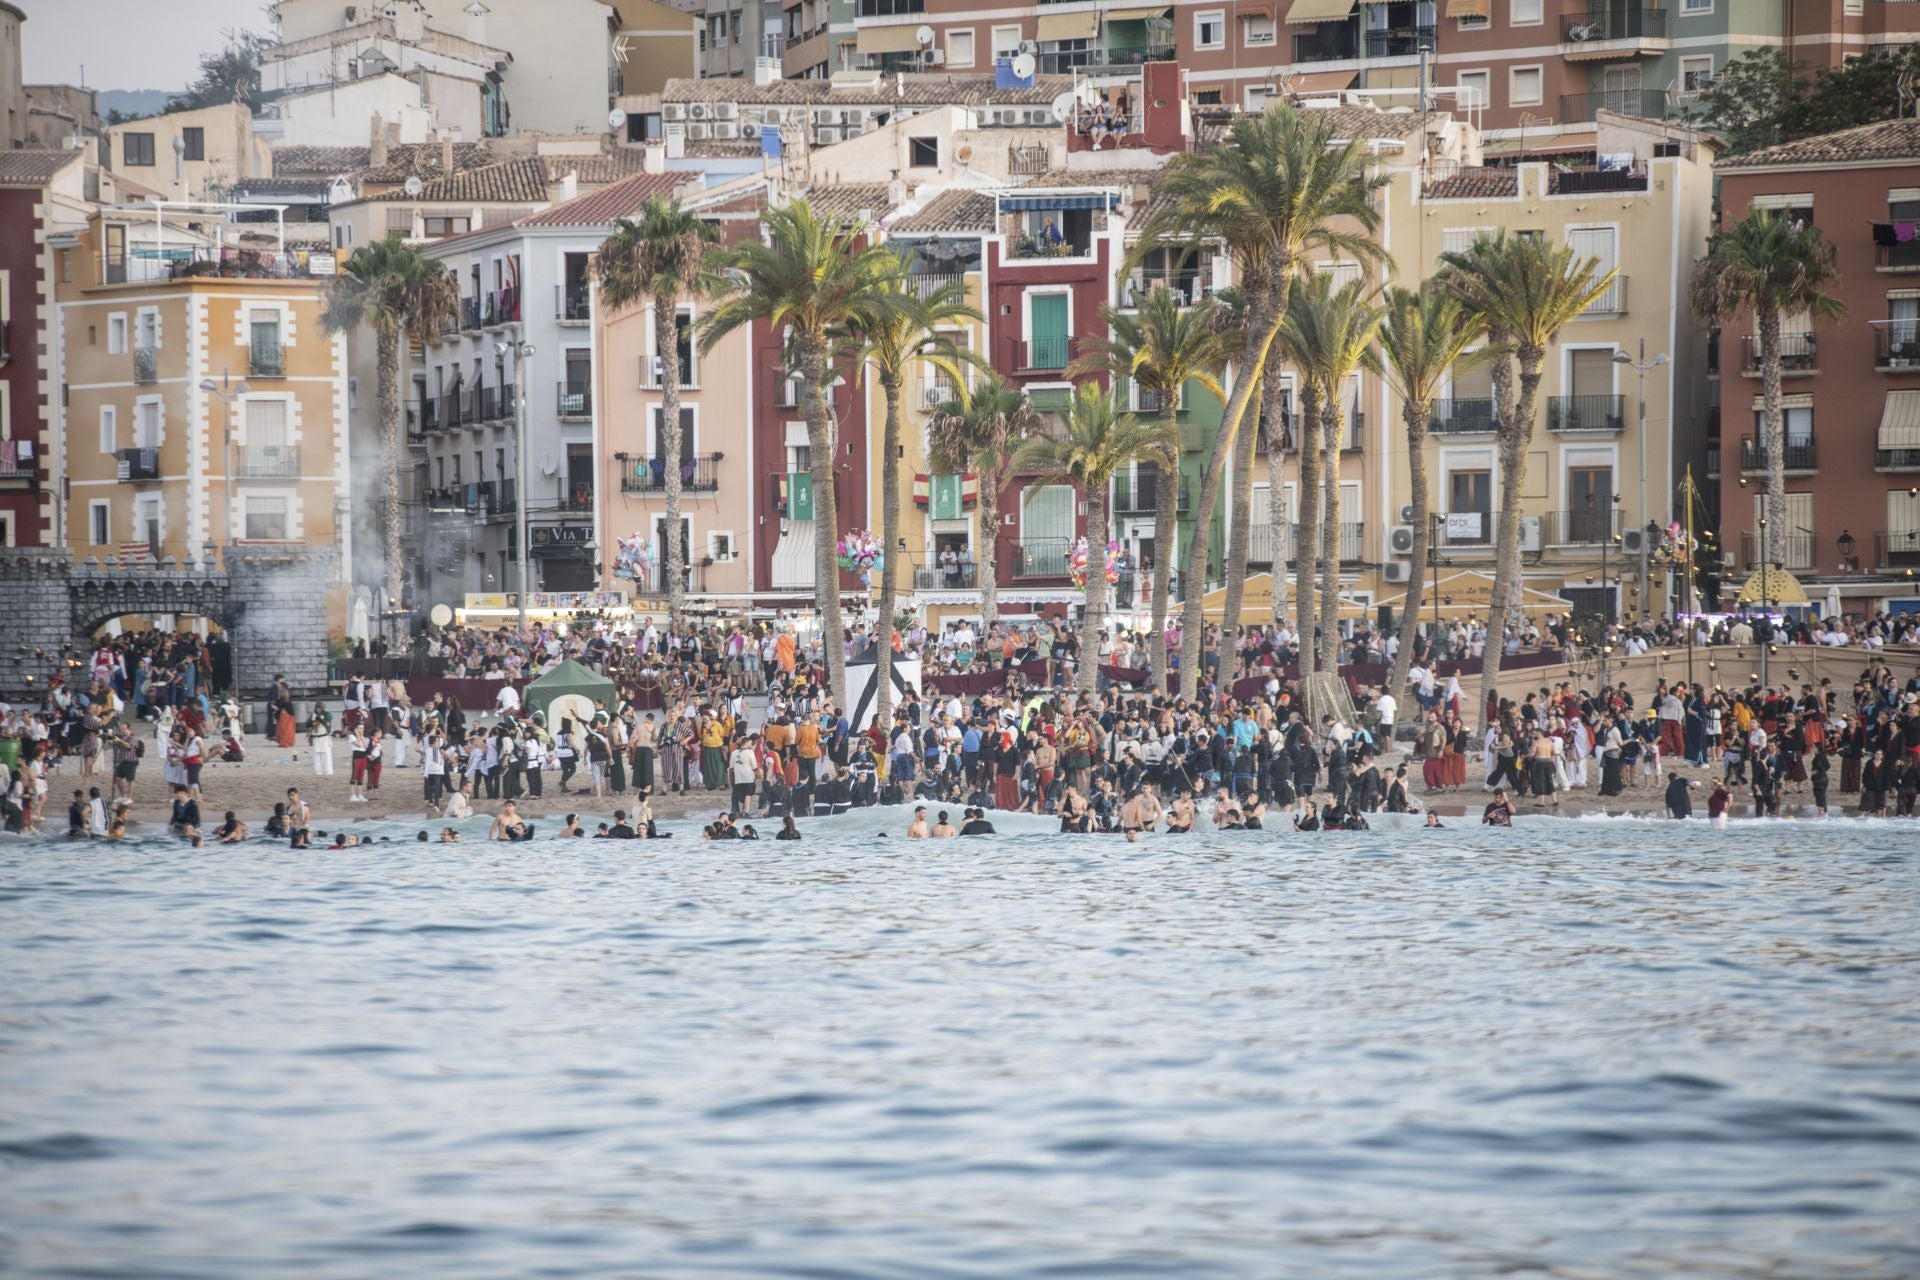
[522,658,617,729]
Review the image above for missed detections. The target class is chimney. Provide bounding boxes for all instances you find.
[643,143,666,174]
[370,112,388,168]
[441,132,455,175]
[558,171,578,202]
[464,0,490,46]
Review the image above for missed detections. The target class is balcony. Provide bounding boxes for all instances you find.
[1018,336,1071,372]
[556,284,591,324]
[1364,24,1433,57]
[1558,89,1672,123]
[557,385,592,419]
[856,0,922,13]
[913,562,979,591]
[1436,512,1494,551]
[1560,6,1666,51]
[116,447,161,482]
[416,398,440,434]
[1739,529,1816,574]
[406,404,425,446]
[1739,434,1818,474]
[0,318,10,364]
[469,385,499,423]
[1876,426,1920,470]
[1009,233,1091,260]
[1334,521,1364,563]
[133,346,158,385]
[1293,25,1359,63]
[249,342,285,379]
[461,296,484,331]
[1112,470,1191,516]
[0,446,33,481]
[1011,538,1072,579]
[1582,274,1628,316]
[1706,437,1720,476]
[1740,332,1818,376]
[1547,395,1625,433]
[487,287,520,325]
[620,452,724,493]
[1877,240,1920,272]
[235,445,300,480]
[1550,507,1621,546]
[1096,43,1175,68]
[1247,522,1294,568]
[1873,530,1920,571]
[906,271,964,300]
[1550,169,1650,196]
[1429,398,1498,435]
[439,389,469,430]
[99,245,337,285]
[1873,320,1920,370]
[1121,268,1212,308]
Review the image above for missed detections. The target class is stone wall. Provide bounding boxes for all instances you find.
[224,545,338,697]
[0,550,79,696]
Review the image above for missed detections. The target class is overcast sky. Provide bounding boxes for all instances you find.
[24,0,273,91]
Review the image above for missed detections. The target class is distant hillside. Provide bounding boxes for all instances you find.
[99,89,175,121]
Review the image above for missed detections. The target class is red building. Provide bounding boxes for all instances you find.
[1712,119,1920,617]
[0,151,82,549]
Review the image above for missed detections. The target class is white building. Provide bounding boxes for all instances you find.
[256,72,488,149]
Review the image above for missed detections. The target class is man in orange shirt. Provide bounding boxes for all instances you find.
[774,630,797,676]
[794,714,822,787]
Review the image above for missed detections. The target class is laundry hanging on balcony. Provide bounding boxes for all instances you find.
[913,473,979,518]
[1872,222,1917,245]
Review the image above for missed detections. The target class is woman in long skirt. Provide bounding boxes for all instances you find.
[660,718,685,794]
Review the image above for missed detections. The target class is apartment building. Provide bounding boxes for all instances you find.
[612,0,704,95]
[782,0,856,79]
[669,0,783,80]
[103,103,272,206]
[1712,118,1920,618]
[54,210,351,614]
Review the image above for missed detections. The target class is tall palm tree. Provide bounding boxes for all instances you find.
[1132,104,1386,698]
[1378,286,1490,704]
[1278,273,1383,674]
[1440,232,1615,727]
[850,269,980,728]
[700,200,901,709]
[1013,383,1177,695]
[321,239,459,634]
[597,197,725,633]
[1068,287,1231,691]
[926,370,1042,626]
[1690,210,1844,569]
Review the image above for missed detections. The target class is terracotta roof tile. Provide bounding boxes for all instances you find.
[1423,167,1518,200]
[0,149,82,185]
[540,151,662,185]
[372,157,551,203]
[1022,163,1166,190]
[515,171,689,226]
[891,189,997,234]
[269,144,373,175]
[796,182,895,226]
[1718,118,1920,169]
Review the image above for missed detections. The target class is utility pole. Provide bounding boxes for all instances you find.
[1614,341,1668,619]
[501,337,534,636]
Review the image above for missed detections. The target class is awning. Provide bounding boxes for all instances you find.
[1289,70,1356,93]
[1104,5,1170,20]
[1200,574,1373,623]
[1880,390,1920,436]
[1445,0,1490,17]
[1367,65,1420,90]
[1375,570,1572,615]
[1285,0,1356,23]
[1735,569,1809,607]
[998,192,1121,212]
[1035,10,1100,41]
[856,24,923,54]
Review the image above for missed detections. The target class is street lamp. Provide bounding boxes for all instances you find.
[497,339,535,636]
[1614,343,1669,619]
[199,376,253,565]
[1837,529,1855,575]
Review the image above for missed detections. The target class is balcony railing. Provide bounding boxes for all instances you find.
[1122,268,1212,308]
[1739,529,1816,573]
[1429,398,1498,434]
[1561,6,1666,44]
[856,0,922,14]
[116,447,161,482]
[1334,521,1364,563]
[439,389,469,429]
[1583,274,1628,315]
[406,404,425,445]
[0,447,33,480]
[1877,240,1920,272]
[1010,235,1091,260]
[417,398,440,433]
[1550,507,1621,546]
[1344,409,1365,450]
[1011,538,1072,578]
[1706,438,1721,476]
[620,453,723,493]
[100,245,338,284]
[1873,320,1920,370]
[1293,27,1358,62]
[557,284,591,323]
[1559,89,1672,123]
[1873,530,1920,571]
[914,563,980,591]
[1547,395,1625,432]
[1364,24,1433,57]
[249,342,285,378]
[1018,336,1071,372]
[1551,168,1650,195]
[1248,522,1294,567]
[488,287,520,325]
[133,346,158,384]
[558,385,592,418]
[1739,434,1817,473]
[906,271,964,300]
[1436,512,1494,549]
[1112,471,1191,516]
[462,296,484,330]
[235,446,299,480]
[1876,427,1920,469]
[1740,332,1818,375]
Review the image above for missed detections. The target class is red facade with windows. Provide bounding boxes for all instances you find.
[0,187,49,548]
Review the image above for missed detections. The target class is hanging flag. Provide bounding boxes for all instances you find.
[931,473,962,521]
[787,471,815,522]
[914,472,981,511]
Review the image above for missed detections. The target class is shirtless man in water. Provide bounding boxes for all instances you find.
[489,800,529,841]
[1167,792,1195,834]
[906,806,930,839]
[1120,787,1163,843]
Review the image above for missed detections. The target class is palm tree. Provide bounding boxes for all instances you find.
[1278,272,1383,674]
[700,200,901,709]
[1439,232,1615,727]
[850,269,980,728]
[1013,383,1177,695]
[321,239,459,635]
[1691,210,1844,569]
[1378,286,1490,704]
[1132,104,1386,698]
[596,197,725,634]
[926,371,1041,627]
[1068,288,1231,691]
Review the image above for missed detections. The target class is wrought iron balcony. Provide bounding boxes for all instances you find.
[1547,395,1625,432]
[556,284,591,323]
[1011,538,1072,579]
[133,346,158,385]
[1739,332,1818,375]
[249,342,285,379]
[620,453,723,493]
[1365,24,1433,57]
[116,446,161,481]
[1739,434,1817,473]
[1739,529,1816,573]
[1875,426,1920,470]
[1873,529,1920,571]
[557,384,592,419]
[1561,6,1666,46]
[1876,239,1920,272]
[1018,335,1071,372]
[1550,507,1621,546]
[235,445,299,480]
[1872,320,1920,370]
[1112,469,1191,516]
[1558,89,1672,123]
[461,296,484,330]
[1429,398,1498,435]
[914,562,979,591]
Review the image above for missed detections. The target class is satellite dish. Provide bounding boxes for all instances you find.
[1010,52,1036,80]
[608,107,628,132]
[429,603,453,626]
[915,23,934,45]
[954,142,973,164]
[1050,92,1076,123]
[540,452,560,478]
[403,175,424,196]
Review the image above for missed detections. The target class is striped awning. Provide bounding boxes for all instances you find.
[1285,0,1355,23]
[1289,70,1356,93]
[855,24,923,54]
[1104,5,1170,20]
[1035,9,1100,41]
[1881,390,1920,436]
[1445,0,1490,17]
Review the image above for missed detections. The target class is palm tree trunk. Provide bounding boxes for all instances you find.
[1220,382,1259,675]
[1389,401,1431,706]
[979,478,1000,626]
[802,337,847,710]
[1148,419,1177,694]
[1316,402,1341,674]
[379,323,403,643]
[657,295,686,633]
[1293,381,1323,677]
[1263,366,1289,629]
[874,375,903,729]
[1081,488,1107,695]
[1478,354,1541,731]
[1757,304,1785,569]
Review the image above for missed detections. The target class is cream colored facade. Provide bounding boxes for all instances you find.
[56,214,352,627]
[103,103,271,205]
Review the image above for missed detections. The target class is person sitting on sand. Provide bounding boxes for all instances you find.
[907,805,930,839]
[1482,788,1515,827]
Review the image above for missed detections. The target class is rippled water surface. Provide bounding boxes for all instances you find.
[3,814,1918,1279]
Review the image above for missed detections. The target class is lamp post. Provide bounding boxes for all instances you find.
[1758,514,1771,690]
[498,338,535,637]
[199,375,253,568]
[1614,342,1669,620]
[1837,529,1855,580]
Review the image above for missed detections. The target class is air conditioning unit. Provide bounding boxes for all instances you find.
[1621,527,1647,556]
[714,122,739,139]
[815,126,840,145]
[1388,524,1415,556]
[926,48,945,65]
[761,106,784,125]
[813,107,837,124]
[715,102,738,120]
[1382,560,1412,584]
[922,384,946,408]
[664,122,685,139]
[688,122,711,140]
[1026,108,1052,126]
[688,102,710,120]
[1398,503,1416,523]
[1520,515,1543,552]
[1018,40,1037,55]
[663,103,685,121]
[841,109,860,125]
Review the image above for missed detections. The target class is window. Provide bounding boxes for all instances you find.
[107,314,127,355]
[122,132,155,166]
[99,405,116,454]
[1566,226,1619,311]
[1456,70,1489,110]
[650,308,695,386]
[133,400,161,448]
[709,15,728,46]
[1194,10,1224,49]
[648,405,698,464]
[244,398,289,455]
[1751,404,1813,445]
[991,24,1022,61]
[1195,89,1223,106]
[1022,484,1075,543]
[181,127,204,161]
[1511,0,1543,23]
[243,495,290,541]
[1509,65,1543,107]
[908,136,938,167]
[422,215,470,237]
[1448,467,1492,542]
[334,223,353,249]
[1678,55,1714,97]
[1457,5,1489,31]
[133,495,161,546]
[946,29,974,67]
[1243,12,1274,45]
[89,501,110,547]
[1680,0,1712,12]
[1752,491,1814,569]
[708,531,736,561]
[1569,348,1614,399]
[250,310,283,375]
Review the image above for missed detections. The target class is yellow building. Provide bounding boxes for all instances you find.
[56,209,352,627]
[102,102,271,205]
